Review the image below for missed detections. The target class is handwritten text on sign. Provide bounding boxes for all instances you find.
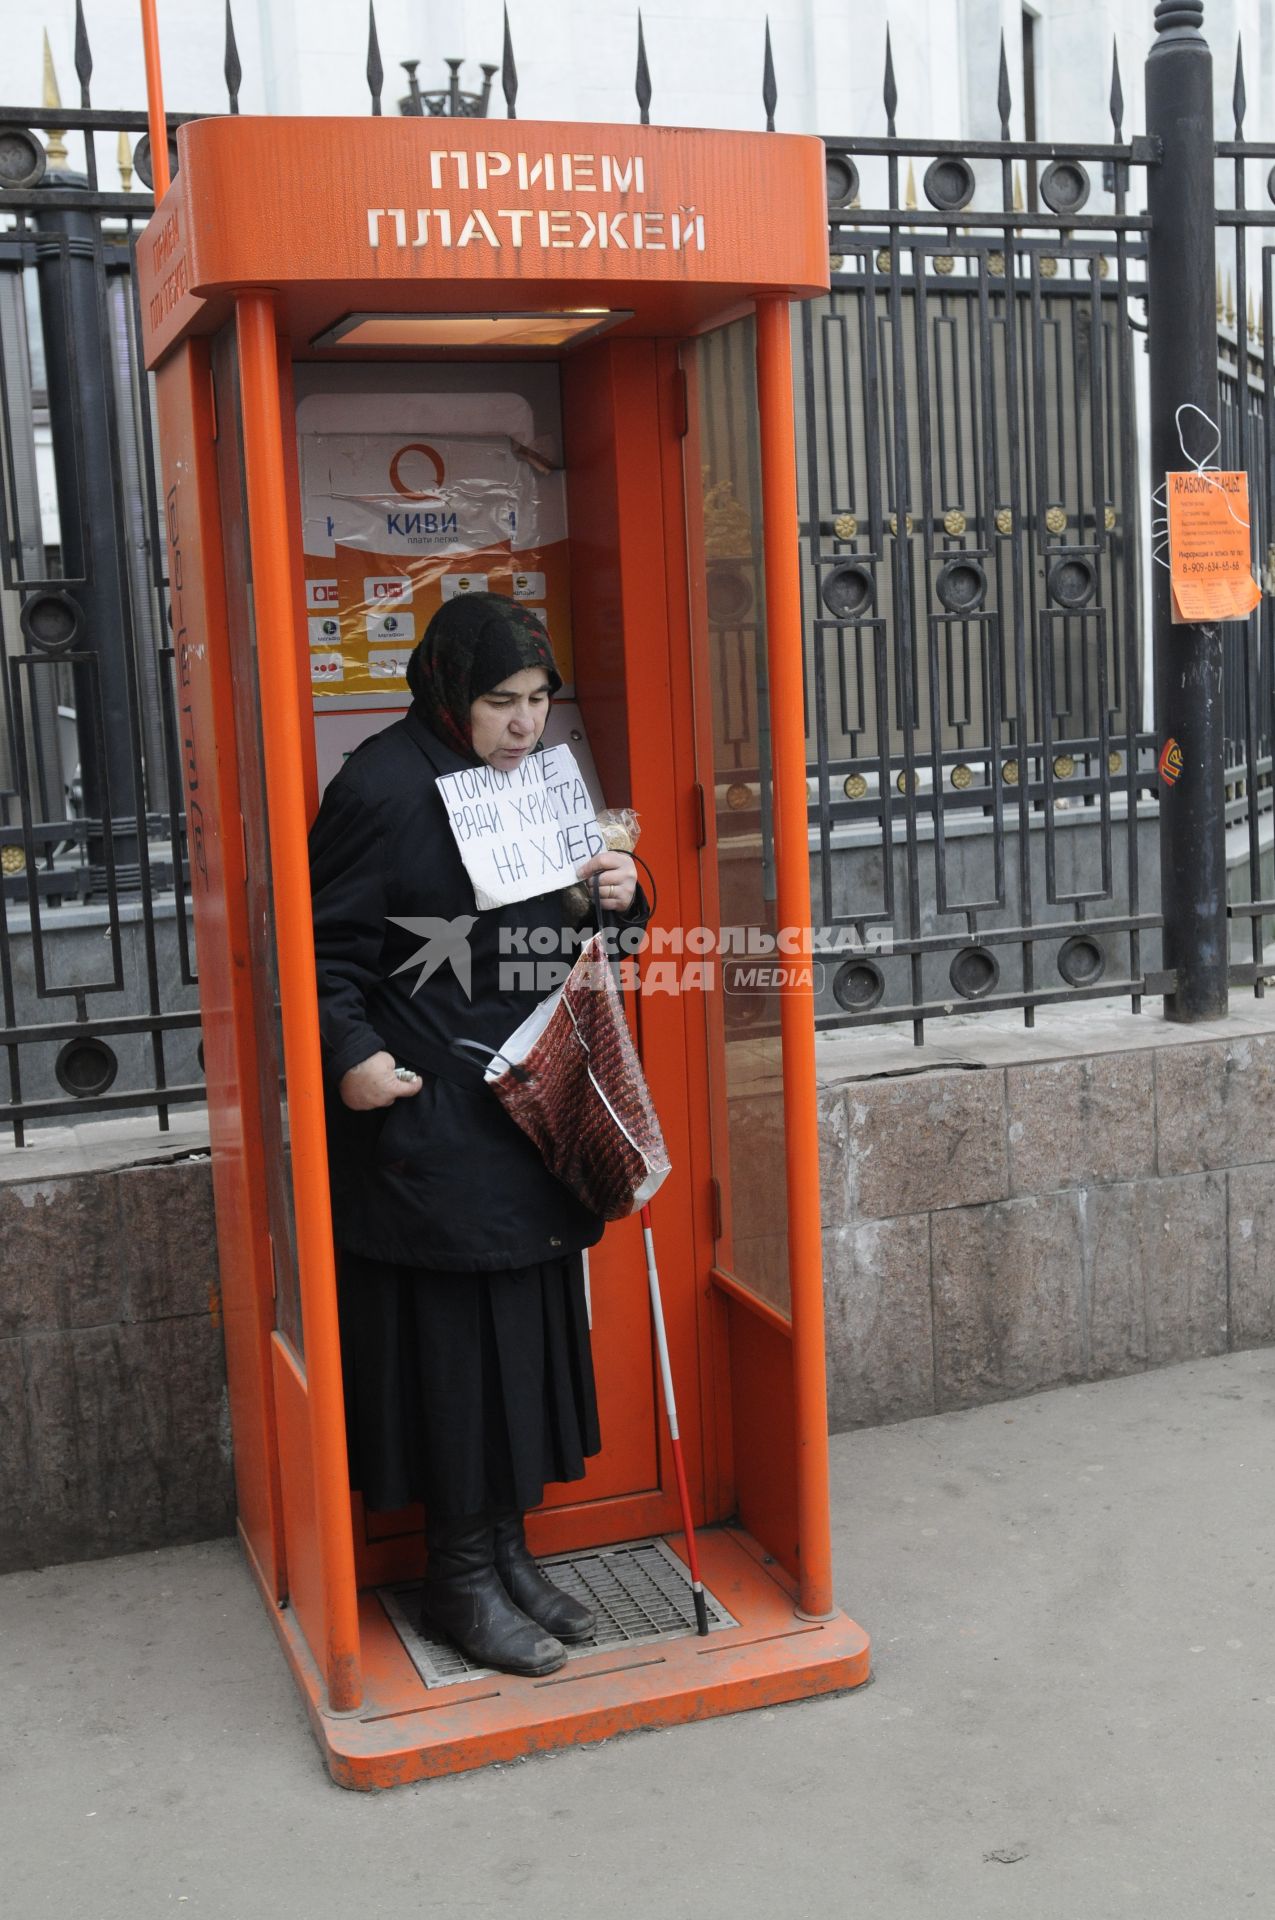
[437,744,604,910]
[1167,469,1262,624]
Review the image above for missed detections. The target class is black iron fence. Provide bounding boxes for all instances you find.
[701,7,1275,1040]
[794,45,1153,1040]
[0,20,209,1143]
[1,2,1273,1133]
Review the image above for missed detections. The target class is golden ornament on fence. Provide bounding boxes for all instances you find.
[844,772,868,800]
[833,512,858,541]
[950,763,973,790]
[42,32,69,170]
[943,509,967,536]
[1045,505,1068,534]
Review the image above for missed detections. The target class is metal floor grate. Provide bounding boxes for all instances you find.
[379,1536,738,1689]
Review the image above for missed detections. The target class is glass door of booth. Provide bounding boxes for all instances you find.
[685,317,792,1323]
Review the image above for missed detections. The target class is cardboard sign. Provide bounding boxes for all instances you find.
[1167,469,1262,624]
[436,743,605,910]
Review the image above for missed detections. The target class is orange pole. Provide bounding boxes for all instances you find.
[753,295,835,1620]
[137,0,170,200]
[235,292,363,1710]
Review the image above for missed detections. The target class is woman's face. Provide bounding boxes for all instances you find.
[469,666,552,769]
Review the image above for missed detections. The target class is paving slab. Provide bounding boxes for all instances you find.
[2,1349,1273,1920]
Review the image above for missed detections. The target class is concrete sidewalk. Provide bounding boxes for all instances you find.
[3,1350,1273,1920]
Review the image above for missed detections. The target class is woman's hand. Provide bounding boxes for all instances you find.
[339,1050,422,1111]
[577,849,638,914]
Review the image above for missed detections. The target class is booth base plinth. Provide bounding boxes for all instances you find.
[253,1526,870,1790]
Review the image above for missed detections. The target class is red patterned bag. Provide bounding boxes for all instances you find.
[457,932,670,1221]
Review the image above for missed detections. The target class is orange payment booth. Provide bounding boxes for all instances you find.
[139,110,869,1786]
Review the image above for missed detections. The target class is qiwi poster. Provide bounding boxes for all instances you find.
[299,421,573,700]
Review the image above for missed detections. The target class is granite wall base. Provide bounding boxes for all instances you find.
[9,1015,1275,1567]
[818,1026,1275,1429]
[0,1153,233,1572]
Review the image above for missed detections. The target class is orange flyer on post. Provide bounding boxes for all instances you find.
[1166,468,1262,624]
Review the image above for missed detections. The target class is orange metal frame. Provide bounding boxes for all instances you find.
[755,297,836,1619]
[137,0,169,199]
[141,111,869,1785]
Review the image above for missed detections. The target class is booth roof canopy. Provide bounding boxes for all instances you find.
[138,116,830,368]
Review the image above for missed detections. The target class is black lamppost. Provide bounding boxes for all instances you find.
[33,172,141,889]
[1146,0,1227,1019]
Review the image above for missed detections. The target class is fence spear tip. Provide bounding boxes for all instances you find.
[224,0,242,115]
[367,1,384,116]
[1109,39,1124,141]
[501,5,518,119]
[762,17,777,132]
[636,11,652,126]
[73,0,92,104]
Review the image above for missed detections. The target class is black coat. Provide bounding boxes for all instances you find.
[309,706,639,1271]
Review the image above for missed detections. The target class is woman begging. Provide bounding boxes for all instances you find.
[308,593,643,1678]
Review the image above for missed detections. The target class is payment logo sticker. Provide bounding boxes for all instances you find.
[368,648,409,680]
[441,572,488,600]
[364,575,413,604]
[366,609,416,642]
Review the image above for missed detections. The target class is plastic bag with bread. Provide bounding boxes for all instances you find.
[563,807,640,923]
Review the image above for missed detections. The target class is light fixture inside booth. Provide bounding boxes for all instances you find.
[312,309,630,351]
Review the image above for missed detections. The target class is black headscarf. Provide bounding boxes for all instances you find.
[406,592,562,759]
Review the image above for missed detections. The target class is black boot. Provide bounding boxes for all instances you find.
[422,1514,566,1677]
[492,1511,597,1644]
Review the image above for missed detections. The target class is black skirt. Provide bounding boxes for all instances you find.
[337,1251,601,1519]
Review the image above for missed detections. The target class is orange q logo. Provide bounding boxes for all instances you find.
[389,442,446,500]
